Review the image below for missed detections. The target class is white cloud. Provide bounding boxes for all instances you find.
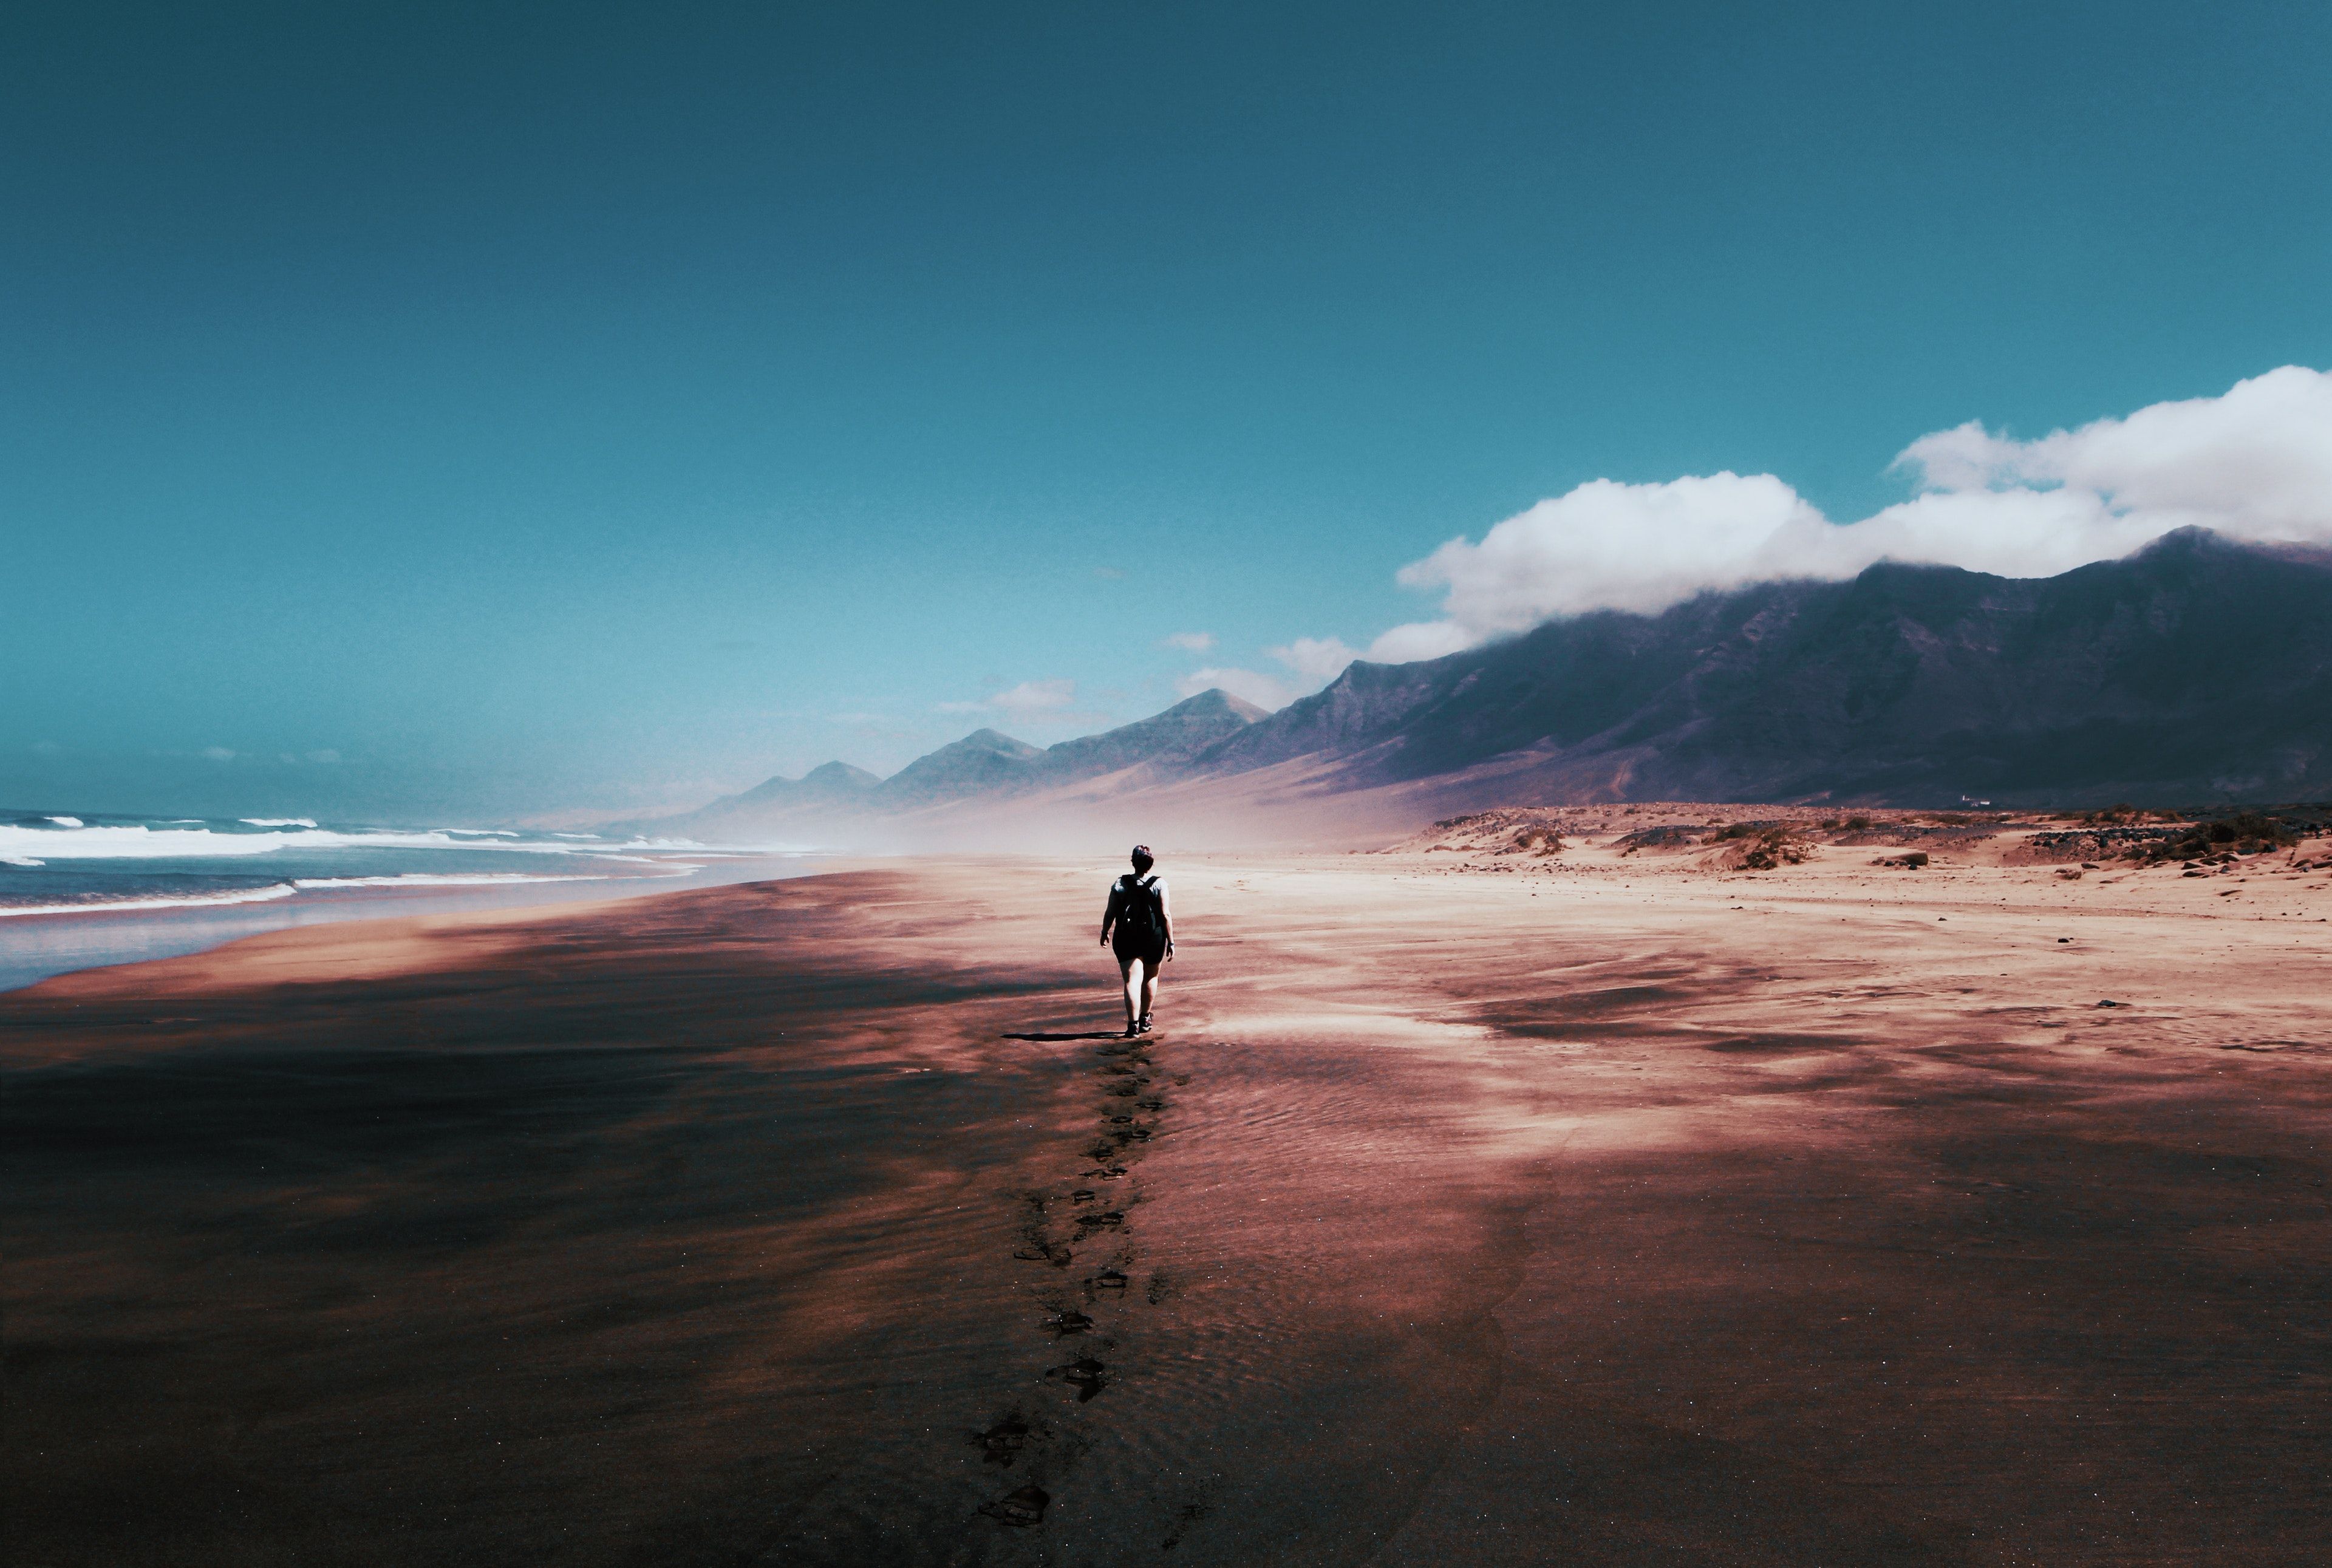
[1365,620,1479,663]
[1267,635,1360,683]
[1363,366,2332,660]
[992,678,1077,713]
[1173,636,1365,712]
[202,746,236,762]
[1176,666,1298,710]
[1161,631,1216,653]
[938,678,1080,717]
[1392,472,1830,648]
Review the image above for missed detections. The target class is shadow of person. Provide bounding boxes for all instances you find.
[1001,1031,1126,1043]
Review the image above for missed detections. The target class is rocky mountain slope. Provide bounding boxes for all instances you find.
[1189,528,2332,808]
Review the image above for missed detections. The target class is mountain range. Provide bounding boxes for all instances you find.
[662,687,1270,839]
[654,529,2332,846]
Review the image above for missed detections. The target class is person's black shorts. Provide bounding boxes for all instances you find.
[1113,935,1167,969]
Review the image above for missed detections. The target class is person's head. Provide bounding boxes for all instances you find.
[1130,844,1154,874]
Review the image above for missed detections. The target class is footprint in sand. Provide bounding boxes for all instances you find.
[1045,1357,1110,1401]
[1046,1308,1095,1336]
[1135,1097,1165,1113]
[1086,1267,1130,1294]
[972,1413,1049,1466]
[1160,1499,1211,1551]
[1074,1208,1126,1237]
[1145,1270,1177,1305]
[980,1484,1051,1526]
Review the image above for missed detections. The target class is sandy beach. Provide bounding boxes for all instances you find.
[9,835,2331,1565]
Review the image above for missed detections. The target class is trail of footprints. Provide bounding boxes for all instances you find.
[973,1036,1206,1544]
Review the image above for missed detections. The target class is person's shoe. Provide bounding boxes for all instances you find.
[1123,1023,1140,1038]
[1136,1014,1153,1034]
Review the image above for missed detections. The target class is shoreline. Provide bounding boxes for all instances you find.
[0,848,836,996]
[9,848,2331,1563]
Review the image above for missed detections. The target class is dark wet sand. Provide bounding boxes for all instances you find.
[7,855,2331,1565]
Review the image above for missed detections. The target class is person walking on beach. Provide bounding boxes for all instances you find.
[1100,844,1174,1037]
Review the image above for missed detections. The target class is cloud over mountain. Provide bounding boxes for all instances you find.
[1174,636,1366,713]
[1367,366,2332,660]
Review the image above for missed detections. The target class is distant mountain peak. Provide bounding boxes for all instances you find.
[800,760,881,787]
[2136,523,2233,558]
[1159,687,1271,722]
[874,727,1043,806]
[934,728,1043,757]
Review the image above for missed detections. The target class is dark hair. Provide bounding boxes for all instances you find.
[1130,844,1154,872]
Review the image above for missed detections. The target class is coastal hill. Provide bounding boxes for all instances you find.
[660,687,1267,838]
[873,728,1045,807]
[656,530,2332,844]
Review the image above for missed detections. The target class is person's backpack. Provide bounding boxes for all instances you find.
[1117,874,1162,943]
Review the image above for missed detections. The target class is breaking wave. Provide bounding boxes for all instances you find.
[0,871,627,918]
[288,873,610,890]
[0,884,302,918]
[0,822,704,861]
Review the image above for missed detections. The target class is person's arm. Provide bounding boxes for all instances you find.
[1099,883,1119,947]
[1158,881,1175,959]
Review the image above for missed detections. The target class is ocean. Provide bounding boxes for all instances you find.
[0,810,820,992]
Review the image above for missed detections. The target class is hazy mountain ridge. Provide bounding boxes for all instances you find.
[656,688,1267,836]
[874,728,1046,807]
[724,760,882,806]
[1032,687,1270,782]
[658,530,2332,842]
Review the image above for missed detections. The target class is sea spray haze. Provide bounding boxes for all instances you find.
[0,810,822,992]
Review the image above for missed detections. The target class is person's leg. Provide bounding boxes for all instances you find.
[1139,962,1160,1024]
[1119,956,1144,1030]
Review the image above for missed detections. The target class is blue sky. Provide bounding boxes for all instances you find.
[5,1,2329,821]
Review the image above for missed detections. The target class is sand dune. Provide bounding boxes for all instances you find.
[7,835,2331,1564]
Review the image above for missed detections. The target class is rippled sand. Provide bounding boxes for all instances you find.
[7,847,2330,1564]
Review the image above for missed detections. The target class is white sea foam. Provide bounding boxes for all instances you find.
[0,870,633,917]
[46,816,84,827]
[3,856,46,867]
[289,873,610,890]
[240,817,319,828]
[0,823,696,861]
[0,884,301,918]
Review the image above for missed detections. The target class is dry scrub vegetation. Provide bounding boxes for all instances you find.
[1391,802,2331,878]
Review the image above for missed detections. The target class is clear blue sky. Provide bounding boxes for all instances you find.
[6,1,2328,821]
